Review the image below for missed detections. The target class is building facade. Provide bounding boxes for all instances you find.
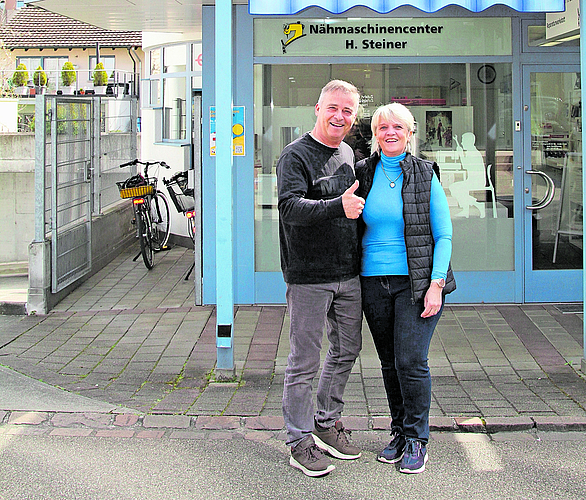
[201,3,582,305]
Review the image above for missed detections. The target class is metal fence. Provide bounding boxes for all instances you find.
[34,94,138,292]
[1,68,139,98]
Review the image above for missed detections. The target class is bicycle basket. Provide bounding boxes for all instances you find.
[174,172,194,197]
[116,175,155,199]
[165,173,195,214]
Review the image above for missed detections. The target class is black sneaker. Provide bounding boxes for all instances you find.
[313,420,361,460]
[399,438,428,474]
[290,437,335,477]
[377,430,406,464]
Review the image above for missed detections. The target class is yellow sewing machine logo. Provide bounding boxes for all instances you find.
[282,23,305,53]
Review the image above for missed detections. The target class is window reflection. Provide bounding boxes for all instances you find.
[163,77,186,140]
[254,63,515,272]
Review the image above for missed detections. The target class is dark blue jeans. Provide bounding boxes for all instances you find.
[361,275,443,444]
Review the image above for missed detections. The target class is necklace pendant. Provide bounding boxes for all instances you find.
[389,182,395,188]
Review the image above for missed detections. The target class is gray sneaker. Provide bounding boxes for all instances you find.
[313,421,362,460]
[290,437,335,477]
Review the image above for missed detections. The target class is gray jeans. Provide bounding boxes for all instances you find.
[283,276,362,447]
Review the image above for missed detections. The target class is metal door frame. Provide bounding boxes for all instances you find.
[37,95,95,293]
[522,64,583,302]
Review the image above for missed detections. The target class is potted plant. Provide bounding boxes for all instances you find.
[92,62,108,94]
[12,63,29,95]
[33,66,47,94]
[61,61,76,94]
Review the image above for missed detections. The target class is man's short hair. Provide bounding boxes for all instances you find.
[318,79,360,108]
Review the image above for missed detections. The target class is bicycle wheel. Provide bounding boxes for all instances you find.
[187,211,196,243]
[150,191,170,251]
[137,206,155,269]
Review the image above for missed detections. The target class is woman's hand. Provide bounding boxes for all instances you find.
[421,282,443,318]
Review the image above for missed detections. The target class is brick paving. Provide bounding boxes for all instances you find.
[1,244,585,436]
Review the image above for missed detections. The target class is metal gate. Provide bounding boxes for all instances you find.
[43,96,94,292]
[35,95,138,293]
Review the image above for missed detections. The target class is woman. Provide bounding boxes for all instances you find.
[356,103,456,474]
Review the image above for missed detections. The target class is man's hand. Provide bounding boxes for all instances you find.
[342,180,365,219]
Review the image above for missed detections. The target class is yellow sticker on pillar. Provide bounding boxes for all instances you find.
[232,106,245,156]
[209,106,245,156]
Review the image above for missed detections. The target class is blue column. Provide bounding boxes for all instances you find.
[580,0,586,372]
[215,0,235,375]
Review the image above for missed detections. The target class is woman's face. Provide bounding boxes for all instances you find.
[375,116,412,157]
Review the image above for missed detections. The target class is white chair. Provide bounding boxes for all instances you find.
[484,164,498,218]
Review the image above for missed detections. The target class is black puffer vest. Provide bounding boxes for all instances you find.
[356,151,456,303]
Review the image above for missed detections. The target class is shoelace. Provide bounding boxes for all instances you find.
[405,439,421,456]
[335,425,352,445]
[389,429,402,442]
[305,444,324,461]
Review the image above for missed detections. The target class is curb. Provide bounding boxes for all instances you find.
[2,412,586,437]
[0,302,26,316]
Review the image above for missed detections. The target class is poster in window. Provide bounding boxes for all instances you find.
[425,110,452,149]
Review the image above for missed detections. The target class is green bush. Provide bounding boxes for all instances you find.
[12,63,29,87]
[92,62,108,86]
[33,66,47,87]
[61,61,77,86]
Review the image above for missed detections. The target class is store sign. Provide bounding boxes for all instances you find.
[255,18,511,57]
[249,0,564,15]
[546,0,579,41]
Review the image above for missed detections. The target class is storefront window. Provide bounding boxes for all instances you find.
[164,45,187,73]
[163,77,187,140]
[254,63,514,273]
[150,48,161,75]
[146,43,201,142]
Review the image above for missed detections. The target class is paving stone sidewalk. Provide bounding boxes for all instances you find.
[1,244,585,435]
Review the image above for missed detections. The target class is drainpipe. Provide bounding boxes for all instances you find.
[580,0,586,373]
[128,47,142,97]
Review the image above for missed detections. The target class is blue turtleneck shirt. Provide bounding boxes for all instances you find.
[361,152,452,280]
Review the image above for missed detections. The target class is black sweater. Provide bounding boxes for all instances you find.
[276,133,360,284]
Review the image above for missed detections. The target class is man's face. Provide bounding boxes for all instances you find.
[313,90,358,147]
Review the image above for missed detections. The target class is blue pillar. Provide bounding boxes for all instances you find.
[215,0,235,376]
[580,0,586,373]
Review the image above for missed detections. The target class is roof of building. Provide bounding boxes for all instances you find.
[0,5,142,49]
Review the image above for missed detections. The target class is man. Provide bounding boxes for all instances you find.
[276,80,365,477]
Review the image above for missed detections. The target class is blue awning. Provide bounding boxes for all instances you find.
[249,0,564,15]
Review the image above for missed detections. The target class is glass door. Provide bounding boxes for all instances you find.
[523,66,583,302]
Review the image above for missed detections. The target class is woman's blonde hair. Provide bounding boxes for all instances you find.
[370,102,415,155]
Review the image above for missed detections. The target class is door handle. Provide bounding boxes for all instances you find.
[525,170,555,210]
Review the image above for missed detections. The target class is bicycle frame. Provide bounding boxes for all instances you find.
[117,159,171,269]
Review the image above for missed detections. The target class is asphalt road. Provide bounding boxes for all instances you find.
[1,431,585,500]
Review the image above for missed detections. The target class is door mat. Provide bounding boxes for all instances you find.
[553,303,583,314]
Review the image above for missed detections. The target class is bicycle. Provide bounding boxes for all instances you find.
[116,159,171,269]
[163,171,197,280]
[162,171,196,243]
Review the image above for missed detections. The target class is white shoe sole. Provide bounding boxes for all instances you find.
[399,451,429,474]
[290,456,335,477]
[377,452,404,464]
[313,434,362,460]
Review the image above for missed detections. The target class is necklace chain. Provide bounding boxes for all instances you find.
[380,165,403,188]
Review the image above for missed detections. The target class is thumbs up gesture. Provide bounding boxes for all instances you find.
[342,180,365,219]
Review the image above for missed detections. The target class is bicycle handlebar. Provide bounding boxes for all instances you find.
[119,159,170,169]
[162,171,188,185]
